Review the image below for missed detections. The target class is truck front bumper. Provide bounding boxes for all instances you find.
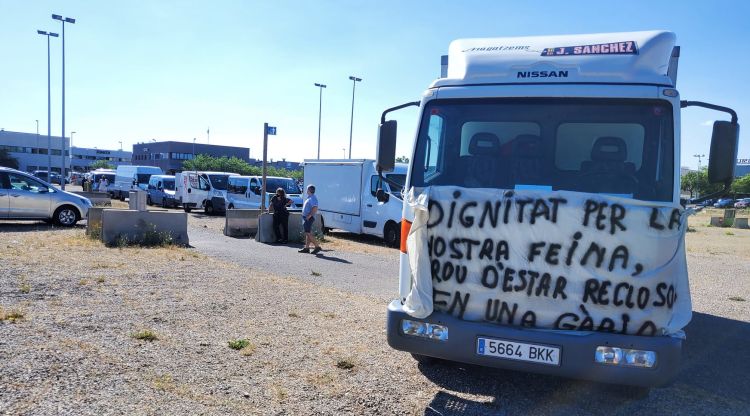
[387,300,682,387]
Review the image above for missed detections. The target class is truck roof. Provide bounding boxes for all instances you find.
[434,30,676,88]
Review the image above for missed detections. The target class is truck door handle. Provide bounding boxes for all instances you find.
[10,194,21,198]
[366,204,373,207]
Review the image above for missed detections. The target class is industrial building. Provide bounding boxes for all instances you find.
[131,141,251,173]
[0,130,131,174]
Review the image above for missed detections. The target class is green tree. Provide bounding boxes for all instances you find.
[182,155,302,180]
[681,168,722,199]
[89,160,114,170]
[395,155,410,163]
[731,173,750,194]
[0,148,19,169]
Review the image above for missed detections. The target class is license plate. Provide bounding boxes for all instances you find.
[477,337,560,366]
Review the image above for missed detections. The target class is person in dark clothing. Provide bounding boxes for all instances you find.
[269,187,292,243]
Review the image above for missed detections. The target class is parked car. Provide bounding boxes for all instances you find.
[713,198,736,208]
[1,167,91,226]
[32,170,67,185]
[147,175,177,208]
[734,198,750,209]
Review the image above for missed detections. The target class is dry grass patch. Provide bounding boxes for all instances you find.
[228,338,250,350]
[240,342,257,356]
[0,306,25,323]
[336,358,356,370]
[729,296,746,302]
[270,382,288,402]
[131,329,158,342]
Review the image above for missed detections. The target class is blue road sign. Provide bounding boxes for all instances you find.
[267,126,277,135]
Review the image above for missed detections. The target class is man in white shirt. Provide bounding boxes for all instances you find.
[299,184,322,254]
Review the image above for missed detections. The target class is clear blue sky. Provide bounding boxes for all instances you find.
[1,0,747,167]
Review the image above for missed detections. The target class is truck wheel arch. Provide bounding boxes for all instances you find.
[384,220,400,247]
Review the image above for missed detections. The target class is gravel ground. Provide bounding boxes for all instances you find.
[0,208,748,415]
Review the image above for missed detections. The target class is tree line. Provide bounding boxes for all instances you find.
[182,155,302,180]
[681,168,750,198]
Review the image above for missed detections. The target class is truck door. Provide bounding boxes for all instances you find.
[362,175,385,236]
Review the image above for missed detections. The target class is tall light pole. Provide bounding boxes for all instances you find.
[52,14,75,189]
[314,83,326,159]
[693,154,705,169]
[118,141,123,151]
[37,30,58,177]
[70,131,76,174]
[347,76,362,159]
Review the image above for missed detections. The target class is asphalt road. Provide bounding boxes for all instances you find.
[186,216,750,415]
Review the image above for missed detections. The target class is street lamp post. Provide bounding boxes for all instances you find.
[37,29,58,177]
[52,14,75,189]
[118,141,123,151]
[70,131,76,174]
[347,76,362,159]
[314,83,326,159]
[693,154,705,169]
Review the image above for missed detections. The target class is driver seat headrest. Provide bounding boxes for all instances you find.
[468,133,501,156]
[591,136,627,162]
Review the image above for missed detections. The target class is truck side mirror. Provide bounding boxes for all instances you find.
[376,188,390,203]
[376,120,397,172]
[707,121,740,185]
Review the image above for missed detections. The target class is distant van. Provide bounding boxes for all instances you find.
[111,165,164,200]
[226,175,303,210]
[88,169,115,193]
[147,175,177,208]
[175,171,238,214]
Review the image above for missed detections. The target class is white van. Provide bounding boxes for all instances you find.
[88,169,115,193]
[175,171,238,214]
[147,175,177,208]
[112,165,163,200]
[225,175,303,210]
[302,159,407,246]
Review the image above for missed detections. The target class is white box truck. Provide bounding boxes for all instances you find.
[112,165,163,201]
[376,31,740,390]
[175,171,238,214]
[303,159,408,246]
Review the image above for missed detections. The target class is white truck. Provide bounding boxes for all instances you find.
[175,171,238,214]
[376,31,739,390]
[303,159,408,246]
[111,165,163,201]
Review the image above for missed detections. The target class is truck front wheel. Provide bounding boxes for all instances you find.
[204,201,214,215]
[384,221,400,247]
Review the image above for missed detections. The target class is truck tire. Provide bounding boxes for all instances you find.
[146,196,153,206]
[204,201,214,215]
[227,204,234,210]
[321,217,331,234]
[384,221,400,247]
[119,192,125,202]
[410,353,439,366]
[184,205,192,213]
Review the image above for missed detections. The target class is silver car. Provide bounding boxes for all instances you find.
[0,167,91,226]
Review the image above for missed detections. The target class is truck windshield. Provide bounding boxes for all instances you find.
[162,180,175,191]
[411,98,674,202]
[208,175,230,190]
[136,174,153,184]
[386,174,406,194]
[266,178,301,194]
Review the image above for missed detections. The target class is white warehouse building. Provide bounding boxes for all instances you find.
[0,130,131,175]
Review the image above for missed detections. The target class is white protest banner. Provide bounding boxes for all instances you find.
[404,186,691,336]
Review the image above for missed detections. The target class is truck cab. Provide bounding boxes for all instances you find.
[378,31,740,388]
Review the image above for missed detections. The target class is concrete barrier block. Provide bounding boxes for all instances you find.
[224,209,261,237]
[710,216,724,227]
[101,209,189,246]
[74,191,111,206]
[733,217,749,229]
[256,212,322,243]
[128,190,147,211]
[86,207,105,238]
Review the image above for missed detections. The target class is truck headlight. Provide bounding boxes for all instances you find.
[401,319,448,341]
[595,346,656,368]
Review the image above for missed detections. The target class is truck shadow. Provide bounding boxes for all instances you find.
[0,221,86,233]
[417,312,749,414]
